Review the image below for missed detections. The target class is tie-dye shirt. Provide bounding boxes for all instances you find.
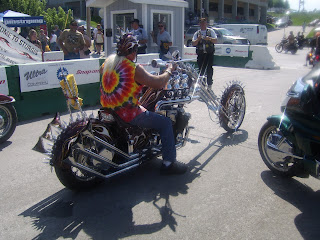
[100,58,144,122]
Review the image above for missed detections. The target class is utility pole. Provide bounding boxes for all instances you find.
[299,0,305,12]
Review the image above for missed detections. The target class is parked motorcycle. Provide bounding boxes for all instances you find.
[275,38,298,54]
[0,94,17,143]
[258,65,320,180]
[34,52,246,191]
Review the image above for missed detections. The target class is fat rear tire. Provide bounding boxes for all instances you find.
[52,120,103,191]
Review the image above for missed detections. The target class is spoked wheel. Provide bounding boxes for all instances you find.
[53,120,114,191]
[275,43,283,53]
[258,121,298,177]
[219,83,246,132]
[0,104,17,144]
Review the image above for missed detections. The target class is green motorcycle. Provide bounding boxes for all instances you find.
[258,64,320,179]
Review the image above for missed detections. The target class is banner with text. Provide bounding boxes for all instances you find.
[0,21,42,65]
[19,59,101,92]
[0,67,9,95]
[3,16,45,27]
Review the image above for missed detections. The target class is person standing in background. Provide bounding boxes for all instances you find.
[58,20,85,60]
[192,18,217,90]
[27,29,42,51]
[54,25,62,50]
[78,25,92,58]
[93,24,102,53]
[39,29,49,52]
[151,21,172,61]
[130,19,148,54]
[95,28,104,55]
[49,30,58,51]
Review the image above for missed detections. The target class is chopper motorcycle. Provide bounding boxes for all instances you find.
[0,94,17,143]
[258,65,320,180]
[34,53,246,191]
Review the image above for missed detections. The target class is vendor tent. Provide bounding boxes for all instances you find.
[0,10,30,22]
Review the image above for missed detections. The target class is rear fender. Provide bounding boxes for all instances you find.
[267,114,294,139]
[0,94,15,103]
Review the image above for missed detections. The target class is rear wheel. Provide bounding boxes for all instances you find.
[275,43,283,53]
[258,121,298,177]
[219,83,246,132]
[52,120,113,191]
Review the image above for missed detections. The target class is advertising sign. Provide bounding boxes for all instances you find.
[0,67,9,95]
[183,44,249,59]
[19,59,101,92]
[0,22,42,65]
[3,16,45,27]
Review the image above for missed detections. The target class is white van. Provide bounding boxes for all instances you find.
[216,24,268,45]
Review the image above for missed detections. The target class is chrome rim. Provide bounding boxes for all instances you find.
[0,105,13,137]
[225,90,246,130]
[261,125,295,172]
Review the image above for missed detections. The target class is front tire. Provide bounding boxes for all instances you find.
[0,104,17,144]
[258,121,297,177]
[275,43,283,53]
[219,82,246,132]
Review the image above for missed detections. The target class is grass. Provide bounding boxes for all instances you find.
[269,11,320,26]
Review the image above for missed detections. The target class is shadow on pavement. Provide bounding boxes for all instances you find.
[19,129,248,239]
[261,171,320,240]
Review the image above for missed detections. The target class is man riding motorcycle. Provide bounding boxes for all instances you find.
[285,31,296,53]
[99,34,188,175]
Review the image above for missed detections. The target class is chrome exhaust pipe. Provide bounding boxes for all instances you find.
[81,130,139,160]
[64,156,140,179]
[72,143,141,169]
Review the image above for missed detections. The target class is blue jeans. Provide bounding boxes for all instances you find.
[130,111,176,163]
[64,52,80,60]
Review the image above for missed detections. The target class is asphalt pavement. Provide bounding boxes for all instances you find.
[0,26,319,240]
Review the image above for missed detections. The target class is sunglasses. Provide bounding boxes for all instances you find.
[158,25,164,27]
[71,24,78,26]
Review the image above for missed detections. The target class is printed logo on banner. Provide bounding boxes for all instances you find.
[226,48,231,54]
[57,67,69,81]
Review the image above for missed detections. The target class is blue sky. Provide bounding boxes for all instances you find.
[287,0,319,11]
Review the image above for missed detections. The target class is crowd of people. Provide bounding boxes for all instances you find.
[25,19,104,60]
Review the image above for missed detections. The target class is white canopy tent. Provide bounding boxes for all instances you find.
[0,10,30,22]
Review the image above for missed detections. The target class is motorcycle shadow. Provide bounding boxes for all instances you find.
[19,129,248,239]
[261,171,320,240]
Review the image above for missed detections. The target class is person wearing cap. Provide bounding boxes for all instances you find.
[130,19,148,54]
[192,18,217,90]
[151,21,172,61]
[58,20,85,60]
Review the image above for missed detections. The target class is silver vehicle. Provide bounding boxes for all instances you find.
[184,25,249,47]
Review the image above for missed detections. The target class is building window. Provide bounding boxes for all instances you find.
[209,2,218,12]
[237,7,244,15]
[224,4,232,14]
[151,10,173,46]
[111,10,136,44]
[249,9,254,16]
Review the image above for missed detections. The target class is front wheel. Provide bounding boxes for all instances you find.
[275,43,283,53]
[219,82,246,132]
[0,104,17,144]
[258,121,298,177]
